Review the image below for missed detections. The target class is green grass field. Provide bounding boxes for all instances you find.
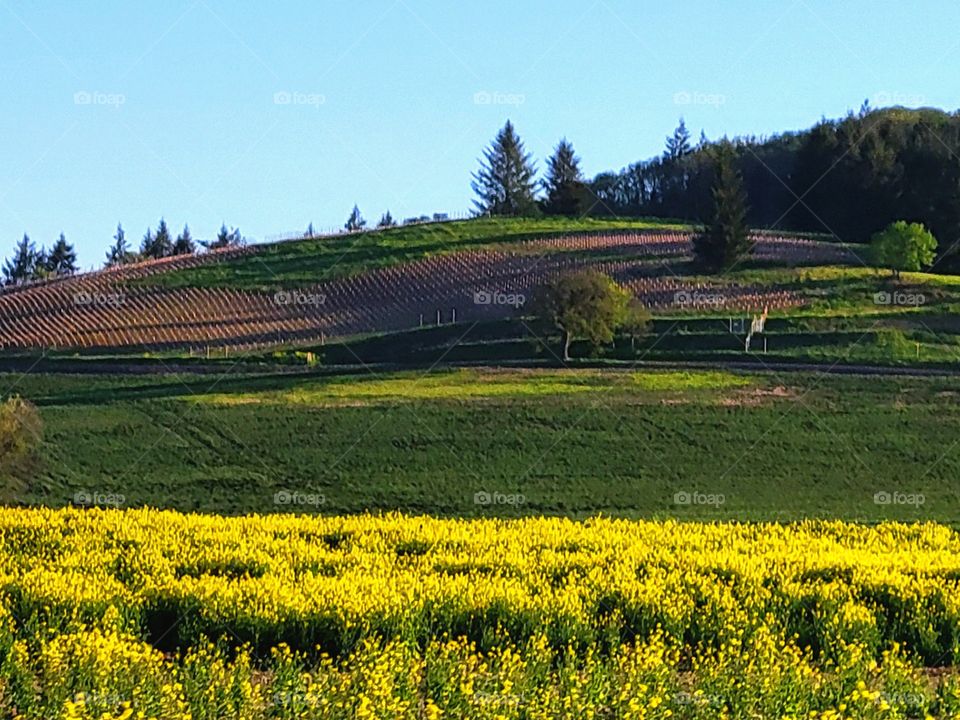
[7,366,960,522]
[143,216,687,290]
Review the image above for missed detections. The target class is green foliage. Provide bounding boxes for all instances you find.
[592,107,960,254]
[542,138,590,216]
[344,204,366,232]
[693,142,753,270]
[105,224,136,267]
[201,224,243,250]
[871,220,938,276]
[535,271,629,359]
[472,120,539,216]
[2,234,40,284]
[621,298,653,350]
[45,233,77,275]
[0,395,42,482]
[172,224,196,256]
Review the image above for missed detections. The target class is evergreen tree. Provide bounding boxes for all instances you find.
[202,224,242,250]
[305,222,315,238]
[344,205,366,232]
[2,235,38,284]
[152,218,173,258]
[665,118,692,160]
[693,142,753,271]
[46,233,77,275]
[542,138,589,216]
[472,120,539,216]
[377,211,396,228]
[139,227,155,258]
[172,224,196,255]
[106,224,133,266]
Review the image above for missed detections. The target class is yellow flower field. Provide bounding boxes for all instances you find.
[2,508,960,718]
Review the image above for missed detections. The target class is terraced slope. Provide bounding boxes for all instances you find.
[0,228,856,352]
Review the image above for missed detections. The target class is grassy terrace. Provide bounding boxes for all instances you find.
[141,216,689,291]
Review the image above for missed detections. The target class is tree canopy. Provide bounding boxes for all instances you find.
[536,270,630,360]
[472,120,539,216]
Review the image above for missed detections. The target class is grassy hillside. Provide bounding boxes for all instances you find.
[141,216,689,290]
[9,366,960,521]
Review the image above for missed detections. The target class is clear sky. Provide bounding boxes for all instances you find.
[2,0,958,267]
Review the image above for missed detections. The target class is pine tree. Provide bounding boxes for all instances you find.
[202,224,242,250]
[693,142,753,271]
[665,118,692,160]
[344,205,366,232]
[152,218,173,258]
[172,224,196,255]
[472,120,539,216]
[139,227,155,258]
[106,224,132,266]
[542,138,589,216]
[305,223,315,238]
[46,233,77,275]
[377,211,396,228]
[2,235,38,284]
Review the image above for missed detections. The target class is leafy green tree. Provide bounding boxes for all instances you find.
[622,298,653,351]
[46,233,77,275]
[871,221,938,278]
[377,211,396,228]
[345,205,366,232]
[542,138,590,216]
[172,225,196,256]
[0,395,42,482]
[2,235,38,285]
[472,120,539,216]
[693,142,753,270]
[536,270,629,360]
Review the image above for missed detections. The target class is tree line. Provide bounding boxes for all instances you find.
[2,220,245,285]
[588,105,960,265]
[471,107,960,267]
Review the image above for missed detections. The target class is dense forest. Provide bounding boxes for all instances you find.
[590,106,960,264]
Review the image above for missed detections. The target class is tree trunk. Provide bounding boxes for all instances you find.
[563,330,572,361]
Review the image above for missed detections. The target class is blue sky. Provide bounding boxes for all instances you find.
[1,0,958,266]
